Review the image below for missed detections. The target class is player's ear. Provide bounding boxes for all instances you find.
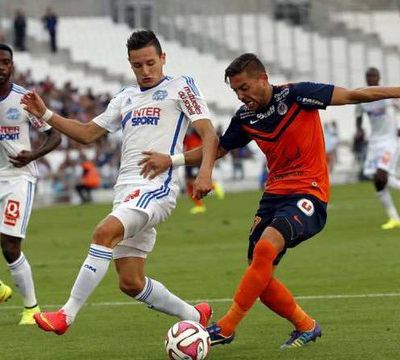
[260,72,268,82]
[160,52,166,65]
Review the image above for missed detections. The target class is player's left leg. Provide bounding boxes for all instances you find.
[115,255,211,327]
[212,226,283,342]
[1,234,40,325]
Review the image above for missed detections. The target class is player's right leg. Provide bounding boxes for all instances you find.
[34,214,125,335]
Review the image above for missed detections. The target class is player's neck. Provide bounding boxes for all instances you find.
[0,82,12,99]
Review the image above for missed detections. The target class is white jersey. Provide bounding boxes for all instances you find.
[93,76,210,191]
[0,83,51,182]
[355,100,397,145]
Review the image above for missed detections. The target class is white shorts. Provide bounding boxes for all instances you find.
[0,178,35,238]
[111,183,177,259]
[363,141,399,178]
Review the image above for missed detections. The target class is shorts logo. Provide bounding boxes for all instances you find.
[277,102,288,115]
[250,216,262,235]
[297,199,314,216]
[152,90,168,101]
[124,189,141,202]
[4,200,20,226]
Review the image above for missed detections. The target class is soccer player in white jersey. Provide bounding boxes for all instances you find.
[355,67,400,229]
[0,43,61,324]
[20,30,218,335]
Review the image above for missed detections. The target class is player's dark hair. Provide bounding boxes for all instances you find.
[0,43,13,59]
[225,53,265,83]
[126,30,162,55]
[366,67,380,76]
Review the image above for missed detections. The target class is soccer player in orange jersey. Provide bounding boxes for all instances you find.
[139,53,400,349]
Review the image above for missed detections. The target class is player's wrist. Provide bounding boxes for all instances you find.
[169,153,185,167]
[40,108,54,122]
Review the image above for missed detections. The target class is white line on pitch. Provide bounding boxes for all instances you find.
[1,292,400,311]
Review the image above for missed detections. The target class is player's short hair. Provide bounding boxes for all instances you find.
[0,43,13,59]
[366,67,380,76]
[225,53,266,83]
[126,30,162,55]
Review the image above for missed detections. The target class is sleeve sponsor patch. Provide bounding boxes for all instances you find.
[178,86,203,115]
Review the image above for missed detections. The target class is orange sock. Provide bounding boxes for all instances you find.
[259,277,314,332]
[218,240,277,336]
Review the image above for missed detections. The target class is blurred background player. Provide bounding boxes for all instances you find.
[184,126,224,214]
[20,30,217,335]
[355,67,400,230]
[0,43,61,324]
[139,52,400,349]
[75,152,101,204]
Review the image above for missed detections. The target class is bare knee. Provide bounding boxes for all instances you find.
[119,276,146,297]
[1,235,22,263]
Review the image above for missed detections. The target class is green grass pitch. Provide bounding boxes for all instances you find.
[1,182,400,359]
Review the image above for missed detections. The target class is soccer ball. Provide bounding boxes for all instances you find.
[165,320,211,360]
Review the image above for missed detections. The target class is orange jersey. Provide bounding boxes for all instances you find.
[220,83,334,203]
[184,130,202,151]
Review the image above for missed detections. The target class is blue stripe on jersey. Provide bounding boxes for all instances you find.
[21,181,34,234]
[121,111,132,129]
[12,88,26,95]
[183,76,200,96]
[136,111,185,209]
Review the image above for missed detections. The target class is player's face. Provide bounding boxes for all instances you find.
[366,70,379,86]
[0,50,13,86]
[128,45,165,88]
[229,71,271,111]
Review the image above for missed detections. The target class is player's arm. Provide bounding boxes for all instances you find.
[330,86,400,106]
[9,127,61,168]
[140,143,228,179]
[20,89,107,144]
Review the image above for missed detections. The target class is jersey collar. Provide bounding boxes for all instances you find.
[139,76,168,92]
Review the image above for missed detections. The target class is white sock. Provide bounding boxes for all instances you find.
[377,188,400,220]
[62,244,112,324]
[135,277,200,322]
[388,175,400,190]
[8,253,37,308]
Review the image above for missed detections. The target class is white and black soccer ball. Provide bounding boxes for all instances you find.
[165,320,211,360]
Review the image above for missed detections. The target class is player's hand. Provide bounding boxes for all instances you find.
[20,89,47,118]
[139,151,172,179]
[193,173,213,199]
[9,150,35,167]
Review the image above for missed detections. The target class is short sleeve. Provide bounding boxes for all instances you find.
[219,115,252,151]
[92,93,124,133]
[292,82,334,110]
[177,77,211,122]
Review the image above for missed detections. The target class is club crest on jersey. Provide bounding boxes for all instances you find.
[277,102,288,115]
[5,108,20,121]
[152,90,168,101]
[297,199,314,216]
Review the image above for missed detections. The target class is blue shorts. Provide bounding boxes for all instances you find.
[248,193,327,265]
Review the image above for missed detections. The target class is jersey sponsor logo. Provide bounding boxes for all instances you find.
[152,89,168,101]
[0,126,20,140]
[297,199,314,216]
[274,87,290,102]
[124,189,141,202]
[123,107,161,127]
[277,102,288,115]
[3,200,20,226]
[5,108,20,121]
[296,96,324,107]
[252,106,275,123]
[178,86,202,115]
